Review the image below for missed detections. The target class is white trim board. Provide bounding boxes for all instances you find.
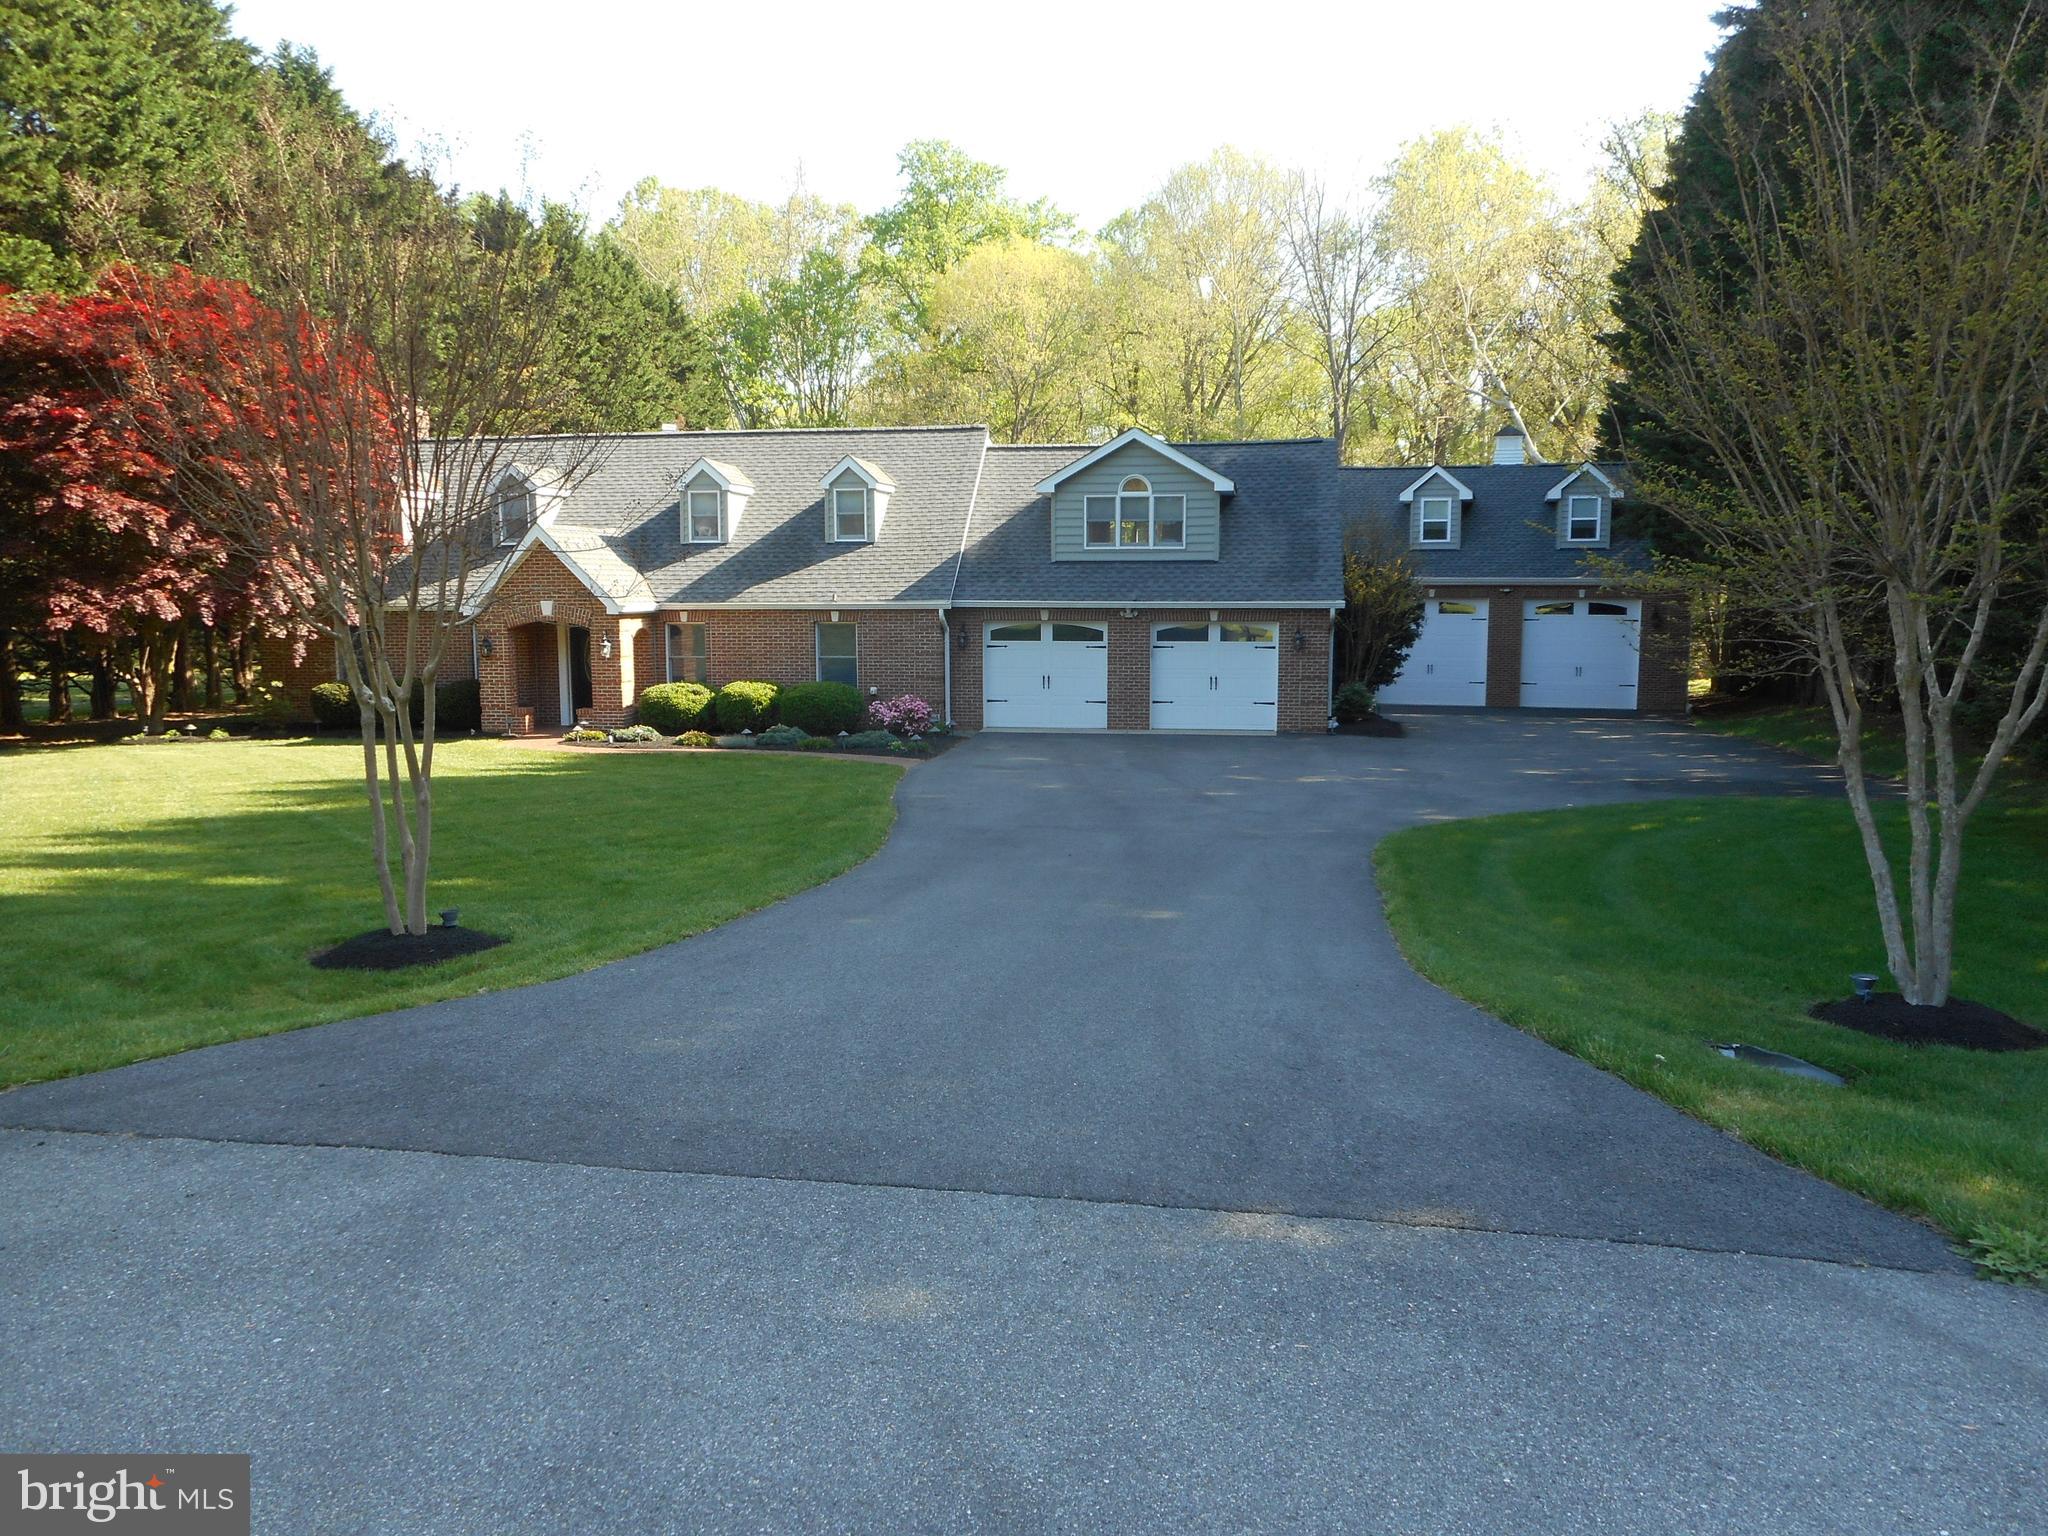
[1032,428,1234,495]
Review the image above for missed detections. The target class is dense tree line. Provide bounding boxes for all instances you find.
[0,0,716,730]
[610,130,1672,464]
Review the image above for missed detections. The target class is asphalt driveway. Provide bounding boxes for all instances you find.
[4,713,2043,1533]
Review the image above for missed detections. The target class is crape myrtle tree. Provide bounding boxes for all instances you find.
[113,107,602,937]
[1612,1,2048,1007]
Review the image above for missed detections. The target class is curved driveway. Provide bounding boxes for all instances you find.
[4,714,2043,1533]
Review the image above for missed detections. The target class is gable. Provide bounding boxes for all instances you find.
[1048,439,1222,562]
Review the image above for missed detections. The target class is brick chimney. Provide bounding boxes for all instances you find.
[1492,424,1527,465]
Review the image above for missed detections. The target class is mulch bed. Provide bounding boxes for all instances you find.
[1331,715,1405,738]
[312,926,508,971]
[1809,993,2046,1052]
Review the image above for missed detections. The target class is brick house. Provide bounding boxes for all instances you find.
[261,422,1683,733]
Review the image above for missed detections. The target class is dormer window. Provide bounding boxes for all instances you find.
[1565,494,1603,543]
[1085,475,1186,550]
[833,486,870,542]
[1418,496,1455,544]
[821,456,894,543]
[688,488,724,543]
[494,476,535,546]
[677,458,751,545]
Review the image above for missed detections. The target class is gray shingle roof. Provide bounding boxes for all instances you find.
[1341,461,1650,581]
[473,426,988,608]
[951,438,1346,606]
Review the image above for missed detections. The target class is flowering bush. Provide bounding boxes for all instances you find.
[870,694,935,736]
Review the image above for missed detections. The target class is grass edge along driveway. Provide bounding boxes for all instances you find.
[1375,789,2048,1278]
[0,738,902,1089]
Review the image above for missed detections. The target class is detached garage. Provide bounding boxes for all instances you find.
[1378,599,1489,707]
[1520,599,1640,710]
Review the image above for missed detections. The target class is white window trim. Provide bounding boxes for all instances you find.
[665,621,707,684]
[1088,477,1187,550]
[1417,496,1455,545]
[686,487,725,544]
[494,475,536,547]
[1564,494,1604,544]
[1083,495,1117,548]
[832,485,871,543]
[815,620,858,685]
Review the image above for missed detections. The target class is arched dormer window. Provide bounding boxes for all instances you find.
[494,474,536,546]
[1085,474,1186,549]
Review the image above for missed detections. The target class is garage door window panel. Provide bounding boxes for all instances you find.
[988,622,1040,642]
[1050,623,1105,642]
[1154,623,1208,642]
[1219,623,1275,644]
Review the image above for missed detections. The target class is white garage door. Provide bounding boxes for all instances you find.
[1150,621,1280,732]
[983,621,1108,729]
[1520,599,1640,710]
[1378,600,1489,707]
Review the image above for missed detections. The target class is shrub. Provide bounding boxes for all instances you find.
[777,681,864,736]
[758,723,809,748]
[309,681,356,729]
[714,733,755,748]
[870,694,935,735]
[207,727,232,741]
[405,677,483,734]
[639,681,714,734]
[610,724,663,744]
[1333,681,1378,723]
[714,680,780,731]
[840,730,895,752]
[563,726,607,743]
[796,736,835,751]
[435,678,482,733]
[676,730,716,748]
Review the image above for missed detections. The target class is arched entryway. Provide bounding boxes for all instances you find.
[506,621,592,730]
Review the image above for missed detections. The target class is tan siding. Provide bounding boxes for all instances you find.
[1051,441,1220,562]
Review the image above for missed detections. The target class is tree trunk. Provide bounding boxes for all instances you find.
[169,623,193,714]
[0,628,23,733]
[45,634,72,724]
[202,626,223,709]
[231,627,253,704]
[90,648,118,719]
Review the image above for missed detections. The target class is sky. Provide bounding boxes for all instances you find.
[226,0,1734,226]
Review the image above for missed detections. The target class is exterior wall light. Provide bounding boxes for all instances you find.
[479,635,494,658]
[1293,625,1306,652]
[599,636,613,661]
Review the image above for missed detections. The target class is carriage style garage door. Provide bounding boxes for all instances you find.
[1520,599,1641,710]
[1149,621,1280,732]
[1378,600,1489,707]
[983,621,1109,729]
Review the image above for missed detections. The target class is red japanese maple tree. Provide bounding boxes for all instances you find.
[0,280,300,726]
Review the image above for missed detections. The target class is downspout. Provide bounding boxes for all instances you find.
[940,608,952,728]
[1328,606,1340,725]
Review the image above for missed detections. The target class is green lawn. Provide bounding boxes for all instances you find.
[0,738,901,1088]
[1696,698,2045,790]
[1377,793,2048,1273]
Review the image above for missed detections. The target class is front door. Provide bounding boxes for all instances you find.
[568,627,594,714]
